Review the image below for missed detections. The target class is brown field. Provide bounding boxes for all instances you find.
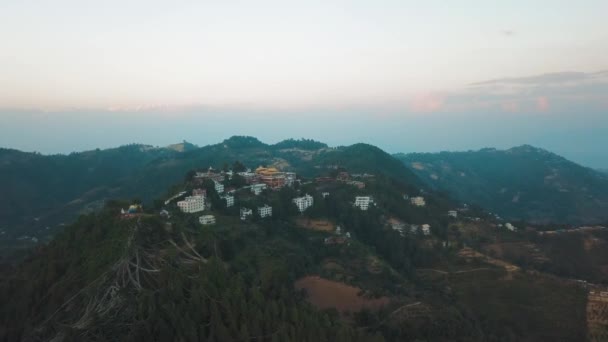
[587,288,608,341]
[294,276,389,313]
[296,218,335,232]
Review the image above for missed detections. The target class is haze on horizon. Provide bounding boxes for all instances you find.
[1,0,607,168]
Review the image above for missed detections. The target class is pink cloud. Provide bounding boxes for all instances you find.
[536,96,550,112]
[409,92,445,113]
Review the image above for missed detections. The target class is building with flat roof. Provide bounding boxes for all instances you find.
[258,205,272,218]
[293,194,314,213]
[223,195,234,208]
[354,196,373,210]
[199,215,216,225]
[214,181,224,194]
[177,195,205,213]
[421,224,431,235]
[410,196,426,207]
[250,183,267,195]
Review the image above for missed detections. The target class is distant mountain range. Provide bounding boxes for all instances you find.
[395,145,608,224]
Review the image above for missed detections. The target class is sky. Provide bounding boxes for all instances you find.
[1,0,607,168]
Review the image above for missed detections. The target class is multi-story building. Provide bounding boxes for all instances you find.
[255,166,286,189]
[177,195,205,213]
[240,208,253,221]
[214,181,224,194]
[250,183,267,195]
[199,215,216,225]
[410,196,426,207]
[222,195,234,208]
[258,205,272,218]
[293,194,314,213]
[354,196,373,210]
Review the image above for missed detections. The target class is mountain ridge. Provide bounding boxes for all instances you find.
[395,145,608,224]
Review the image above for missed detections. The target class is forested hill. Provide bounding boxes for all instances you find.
[0,137,422,257]
[0,160,591,341]
[395,145,608,224]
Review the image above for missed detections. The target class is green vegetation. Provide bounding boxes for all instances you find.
[396,145,608,224]
[0,139,599,341]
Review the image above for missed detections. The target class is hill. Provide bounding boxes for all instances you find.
[395,145,608,224]
[0,163,591,341]
[0,137,422,259]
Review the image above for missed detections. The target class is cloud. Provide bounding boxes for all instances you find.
[502,30,515,37]
[437,70,608,114]
[470,71,590,86]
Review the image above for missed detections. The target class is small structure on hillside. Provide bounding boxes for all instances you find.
[121,204,143,217]
[322,192,330,198]
[160,209,170,218]
[410,196,426,207]
[354,196,374,211]
[421,224,431,236]
[199,215,216,225]
[448,210,458,218]
[240,208,253,221]
[250,183,267,195]
[505,222,517,232]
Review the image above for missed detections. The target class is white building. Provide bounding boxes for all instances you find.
[285,172,297,186]
[410,196,426,207]
[322,192,330,198]
[336,226,342,235]
[214,181,225,194]
[448,210,458,218]
[293,194,314,213]
[421,224,431,235]
[354,196,373,211]
[177,195,205,213]
[258,205,272,218]
[199,215,216,225]
[505,223,518,232]
[223,195,235,208]
[240,208,253,221]
[251,183,267,195]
